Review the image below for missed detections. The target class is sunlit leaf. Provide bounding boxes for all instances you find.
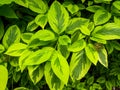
[48,1,69,34]
[70,50,91,81]
[51,51,69,84]
[2,25,21,49]
[28,65,44,84]
[45,62,64,90]
[0,65,8,90]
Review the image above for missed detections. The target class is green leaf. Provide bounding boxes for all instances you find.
[97,46,108,68]
[35,14,48,29]
[26,20,39,31]
[105,41,114,54]
[21,33,33,44]
[31,30,55,41]
[92,23,120,40]
[85,43,99,65]
[105,81,112,90]
[90,37,107,44]
[86,5,103,13]
[80,25,90,35]
[87,76,94,85]
[23,47,54,65]
[58,35,71,45]
[45,62,64,90]
[70,50,91,81]
[0,5,18,18]
[13,71,21,82]
[111,41,120,50]
[2,25,21,49]
[5,43,27,56]
[114,16,120,26]
[48,1,69,34]
[0,44,5,53]
[19,50,33,72]
[0,18,4,40]
[0,0,14,5]
[96,76,106,83]
[94,9,111,25]
[113,1,120,10]
[14,87,29,90]
[14,0,29,8]
[27,0,48,13]
[66,18,89,34]
[0,65,8,90]
[66,4,79,14]
[28,65,44,85]
[58,45,70,59]
[68,39,86,52]
[51,51,69,85]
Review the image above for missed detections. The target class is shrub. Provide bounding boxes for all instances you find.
[0,0,120,90]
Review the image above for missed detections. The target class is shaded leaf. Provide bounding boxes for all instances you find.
[0,18,4,40]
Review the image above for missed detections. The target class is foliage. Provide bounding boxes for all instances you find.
[0,0,120,90]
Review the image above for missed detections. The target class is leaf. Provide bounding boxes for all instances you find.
[31,30,55,41]
[94,9,111,25]
[26,20,39,31]
[92,23,120,40]
[44,62,64,90]
[90,37,107,44]
[85,43,99,65]
[80,25,90,35]
[2,25,21,49]
[68,39,86,52]
[5,43,27,56]
[0,0,14,5]
[23,47,54,65]
[87,76,94,85]
[0,65,8,90]
[0,5,18,18]
[105,81,112,90]
[27,0,48,13]
[97,46,108,68]
[51,51,69,84]
[105,41,114,54]
[58,45,70,59]
[66,4,79,14]
[28,65,44,85]
[13,71,21,82]
[111,41,120,50]
[14,87,29,90]
[48,1,69,34]
[0,18,4,40]
[0,44,5,53]
[58,35,71,45]
[70,50,91,81]
[96,76,106,83]
[86,5,103,13]
[19,50,33,72]
[21,33,33,44]
[113,1,120,10]
[66,18,89,34]
[114,16,120,26]
[14,0,29,8]
[35,14,48,29]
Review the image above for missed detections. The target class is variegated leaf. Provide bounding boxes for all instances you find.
[2,25,21,49]
[70,50,91,81]
[48,1,69,34]
[45,62,64,90]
